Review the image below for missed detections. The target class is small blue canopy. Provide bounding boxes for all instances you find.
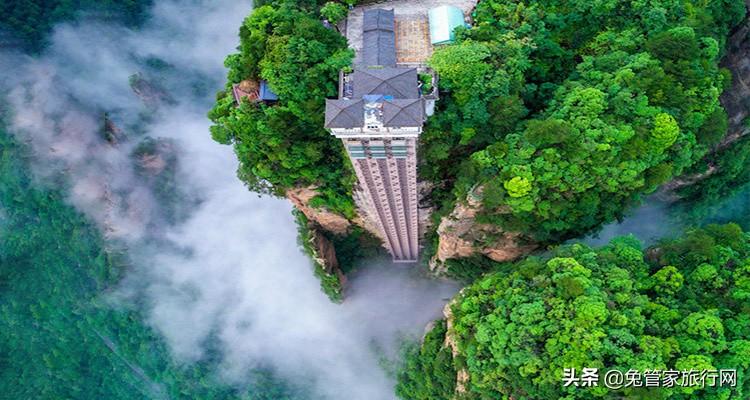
[428,6,465,45]
[259,80,278,101]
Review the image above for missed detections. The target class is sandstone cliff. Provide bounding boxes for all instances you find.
[719,1,750,150]
[286,185,381,300]
[128,72,173,107]
[441,295,469,397]
[659,4,750,198]
[286,186,396,260]
[286,187,349,274]
[430,186,538,272]
[286,186,352,235]
[308,225,348,288]
[103,113,125,145]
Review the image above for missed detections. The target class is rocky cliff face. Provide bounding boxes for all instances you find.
[441,295,469,396]
[103,114,126,145]
[430,186,538,272]
[286,184,410,260]
[286,186,352,235]
[285,187,350,295]
[309,226,347,287]
[659,4,750,198]
[285,186,381,298]
[719,3,750,149]
[129,72,173,107]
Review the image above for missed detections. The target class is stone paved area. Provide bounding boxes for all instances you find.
[346,0,478,66]
[395,17,432,65]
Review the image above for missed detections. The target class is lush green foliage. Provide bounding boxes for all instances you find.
[320,2,348,25]
[212,0,748,259]
[395,320,457,400]
[209,1,356,217]
[293,209,345,302]
[0,0,152,51]
[421,0,746,245]
[0,129,305,399]
[398,224,750,399]
[433,254,504,283]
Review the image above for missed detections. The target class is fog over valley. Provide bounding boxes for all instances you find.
[4,1,750,399]
[0,1,458,399]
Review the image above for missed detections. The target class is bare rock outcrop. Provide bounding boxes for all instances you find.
[287,185,390,252]
[103,114,125,145]
[442,294,469,396]
[135,139,174,177]
[129,72,173,107]
[310,227,347,287]
[139,152,168,176]
[657,163,718,201]
[430,186,537,272]
[286,186,352,235]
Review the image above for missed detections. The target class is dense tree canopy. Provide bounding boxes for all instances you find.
[210,0,748,254]
[208,1,356,217]
[398,224,750,399]
[0,0,152,51]
[421,0,746,245]
[396,320,457,400]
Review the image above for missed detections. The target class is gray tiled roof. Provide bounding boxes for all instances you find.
[382,98,424,127]
[325,99,364,128]
[324,9,425,130]
[352,67,419,99]
[362,9,396,66]
[363,8,395,31]
[325,98,424,129]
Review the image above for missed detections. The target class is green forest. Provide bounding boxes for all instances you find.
[0,0,152,51]
[209,0,358,217]
[207,0,750,398]
[4,0,750,398]
[420,0,746,245]
[397,224,750,399]
[208,0,750,254]
[0,127,305,399]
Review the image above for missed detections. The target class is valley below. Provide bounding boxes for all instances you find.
[2,0,750,399]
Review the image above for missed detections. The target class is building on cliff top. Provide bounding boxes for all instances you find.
[231,79,278,105]
[325,8,426,263]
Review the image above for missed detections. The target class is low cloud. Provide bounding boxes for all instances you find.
[581,197,685,247]
[1,1,457,399]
